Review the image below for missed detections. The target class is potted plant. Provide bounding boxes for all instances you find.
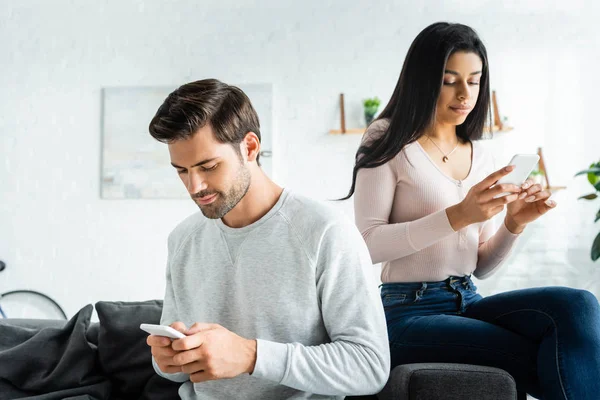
[575,160,600,261]
[528,166,545,186]
[363,97,381,126]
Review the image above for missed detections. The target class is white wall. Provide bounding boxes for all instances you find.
[2,0,599,317]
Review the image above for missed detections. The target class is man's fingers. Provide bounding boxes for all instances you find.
[150,343,178,358]
[190,370,212,383]
[161,365,184,374]
[156,359,183,374]
[147,335,172,347]
[180,360,208,375]
[170,322,188,333]
[476,165,515,191]
[154,354,180,366]
[173,347,205,366]
[172,332,206,351]
[186,323,220,335]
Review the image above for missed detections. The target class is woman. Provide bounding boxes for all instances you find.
[348,22,600,399]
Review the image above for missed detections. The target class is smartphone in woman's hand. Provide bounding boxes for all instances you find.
[493,154,540,198]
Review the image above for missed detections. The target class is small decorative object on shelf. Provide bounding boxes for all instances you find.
[574,159,600,261]
[536,147,566,192]
[528,167,545,186]
[492,90,504,130]
[485,90,513,136]
[329,93,367,135]
[363,97,381,126]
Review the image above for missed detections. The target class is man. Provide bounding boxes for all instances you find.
[146,79,390,399]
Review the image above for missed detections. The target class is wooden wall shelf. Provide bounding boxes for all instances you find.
[329,128,365,135]
[488,125,513,133]
[548,186,567,192]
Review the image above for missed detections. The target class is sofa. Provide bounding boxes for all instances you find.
[0,300,522,399]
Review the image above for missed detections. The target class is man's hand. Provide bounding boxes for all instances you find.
[171,323,257,383]
[147,322,188,374]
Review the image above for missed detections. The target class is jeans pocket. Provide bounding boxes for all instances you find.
[382,293,407,309]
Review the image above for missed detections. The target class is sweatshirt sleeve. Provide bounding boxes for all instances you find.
[474,215,520,279]
[152,236,190,383]
[354,160,456,264]
[251,219,391,396]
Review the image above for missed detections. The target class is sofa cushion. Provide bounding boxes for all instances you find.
[378,363,518,400]
[95,300,180,400]
[0,305,111,400]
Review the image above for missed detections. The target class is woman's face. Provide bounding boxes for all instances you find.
[436,51,483,126]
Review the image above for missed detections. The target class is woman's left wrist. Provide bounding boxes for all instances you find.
[504,215,525,234]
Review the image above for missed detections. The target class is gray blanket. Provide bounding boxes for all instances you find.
[0,305,111,400]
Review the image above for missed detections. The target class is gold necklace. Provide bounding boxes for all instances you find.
[426,135,459,163]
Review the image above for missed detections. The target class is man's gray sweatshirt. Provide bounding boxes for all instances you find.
[152,189,390,399]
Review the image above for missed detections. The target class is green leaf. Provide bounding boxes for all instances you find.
[590,162,600,186]
[595,181,600,192]
[592,232,600,261]
[574,163,600,186]
[574,167,600,176]
[579,193,598,200]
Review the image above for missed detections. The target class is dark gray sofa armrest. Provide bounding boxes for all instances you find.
[378,363,518,400]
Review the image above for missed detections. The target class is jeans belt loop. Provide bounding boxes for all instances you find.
[464,274,473,290]
[415,282,427,301]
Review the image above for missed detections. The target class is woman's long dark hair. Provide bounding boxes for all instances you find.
[342,22,491,199]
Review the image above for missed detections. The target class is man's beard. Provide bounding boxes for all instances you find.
[192,165,251,219]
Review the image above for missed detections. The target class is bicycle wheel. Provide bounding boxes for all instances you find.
[0,290,67,320]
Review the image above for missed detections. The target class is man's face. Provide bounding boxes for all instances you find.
[168,125,251,219]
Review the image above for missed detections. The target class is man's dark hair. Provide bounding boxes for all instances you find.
[149,79,262,165]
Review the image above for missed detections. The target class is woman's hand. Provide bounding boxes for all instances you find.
[446,166,522,231]
[504,179,557,233]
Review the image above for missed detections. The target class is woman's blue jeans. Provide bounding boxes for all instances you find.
[381,276,600,399]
